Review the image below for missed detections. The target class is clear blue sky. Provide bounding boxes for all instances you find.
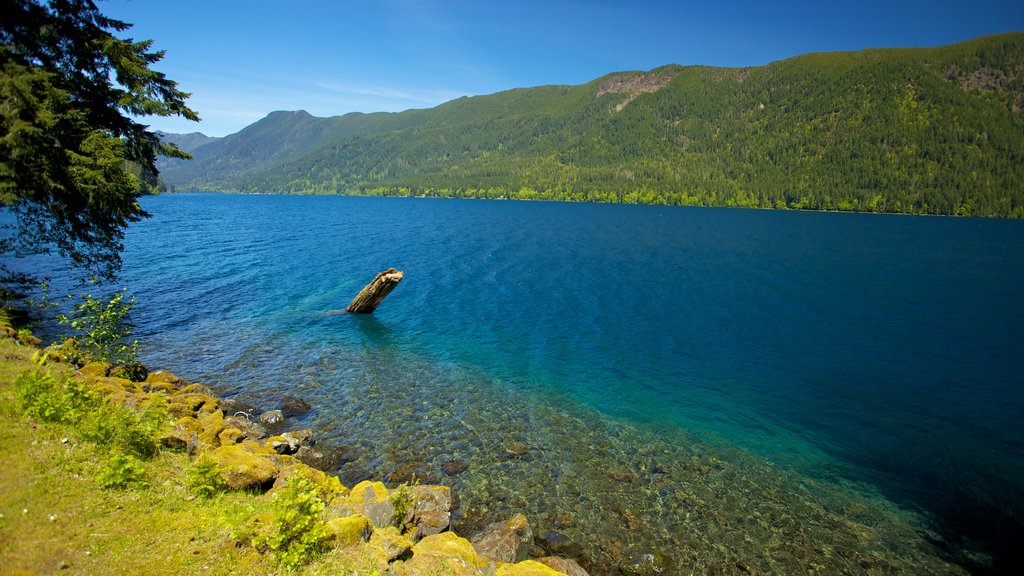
[103,0,1023,137]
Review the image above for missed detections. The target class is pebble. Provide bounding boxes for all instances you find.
[441,460,469,475]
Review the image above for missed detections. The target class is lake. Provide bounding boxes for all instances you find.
[31,194,1024,573]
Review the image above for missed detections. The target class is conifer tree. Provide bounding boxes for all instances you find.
[1,0,198,279]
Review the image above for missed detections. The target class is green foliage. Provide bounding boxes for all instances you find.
[1,0,198,279]
[389,482,415,530]
[97,452,148,490]
[57,282,138,365]
[186,456,227,499]
[165,33,1024,218]
[251,476,326,571]
[77,394,167,459]
[14,361,97,424]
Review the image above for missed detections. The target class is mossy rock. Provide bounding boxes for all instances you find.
[539,557,589,576]
[79,362,112,377]
[370,525,413,562]
[496,560,568,576]
[394,532,485,576]
[324,514,373,547]
[145,370,186,386]
[174,382,213,396]
[348,480,389,503]
[218,427,243,445]
[208,442,279,491]
[110,362,148,382]
[413,532,481,566]
[169,393,220,418]
[272,464,346,500]
[197,411,227,448]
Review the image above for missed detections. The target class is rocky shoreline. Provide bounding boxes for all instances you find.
[42,346,596,576]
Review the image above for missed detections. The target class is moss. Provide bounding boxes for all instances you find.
[208,442,279,491]
[324,514,373,546]
[78,362,111,377]
[219,427,243,445]
[496,560,568,576]
[145,370,185,385]
[412,532,480,566]
[273,463,347,501]
[347,480,389,503]
[197,410,227,447]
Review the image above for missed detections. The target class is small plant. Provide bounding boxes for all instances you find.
[57,281,139,365]
[78,395,167,459]
[97,452,148,490]
[390,482,416,530]
[251,476,326,571]
[186,456,227,498]
[14,361,97,424]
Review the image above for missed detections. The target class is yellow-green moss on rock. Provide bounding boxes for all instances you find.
[324,514,373,547]
[272,464,348,501]
[496,560,568,576]
[208,442,279,491]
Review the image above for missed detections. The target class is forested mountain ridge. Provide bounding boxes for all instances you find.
[161,32,1024,217]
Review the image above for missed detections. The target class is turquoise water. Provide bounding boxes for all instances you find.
[22,194,1024,573]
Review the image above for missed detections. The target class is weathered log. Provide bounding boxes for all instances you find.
[345,268,404,314]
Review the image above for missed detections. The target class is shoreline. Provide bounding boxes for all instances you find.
[0,328,588,575]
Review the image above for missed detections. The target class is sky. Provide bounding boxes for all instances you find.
[102,0,1024,137]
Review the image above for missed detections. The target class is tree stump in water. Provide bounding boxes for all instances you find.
[345,268,404,313]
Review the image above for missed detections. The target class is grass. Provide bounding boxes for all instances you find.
[0,336,393,575]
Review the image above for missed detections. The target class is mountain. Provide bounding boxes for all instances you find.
[160,32,1024,217]
[156,131,220,153]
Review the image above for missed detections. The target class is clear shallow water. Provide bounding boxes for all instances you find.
[24,194,1024,573]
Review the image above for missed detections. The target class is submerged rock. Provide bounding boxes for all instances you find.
[538,530,579,557]
[471,513,533,563]
[539,556,590,576]
[258,409,284,429]
[620,552,672,576]
[442,459,469,475]
[281,395,312,417]
[504,441,530,459]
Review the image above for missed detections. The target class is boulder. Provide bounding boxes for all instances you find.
[442,459,469,475]
[370,525,413,562]
[537,531,579,557]
[258,409,285,429]
[223,415,267,442]
[539,557,589,576]
[197,411,227,448]
[496,560,567,576]
[332,480,394,529]
[267,435,299,455]
[271,464,347,500]
[145,370,186,386]
[620,552,672,576]
[411,484,452,537]
[471,513,533,563]
[110,362,148,382]
[78,362,112,378]
[324,514,372,546]
[281,395,312,417]
[208,442,279,491]
[411,531,481,565]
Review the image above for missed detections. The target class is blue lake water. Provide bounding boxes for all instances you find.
[19,194,1024,573]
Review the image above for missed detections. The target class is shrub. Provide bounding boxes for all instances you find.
[78,394,168,459]
[251,476,326,571]
[97,452,148,490]
[14,361,97,424]
[186,457,227,498]
[57,283,139,365]
[390,482,415,530]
